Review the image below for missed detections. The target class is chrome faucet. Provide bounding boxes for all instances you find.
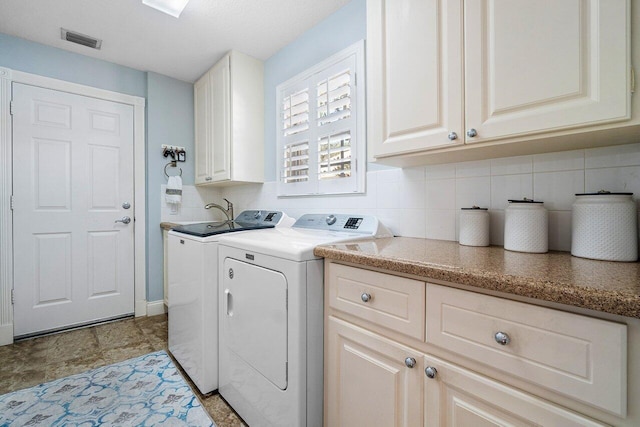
[204,198,234,221]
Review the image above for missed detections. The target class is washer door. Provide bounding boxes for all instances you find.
[222,258,288,390]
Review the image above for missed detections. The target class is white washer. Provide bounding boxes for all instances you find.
[167,210,294,394]
[217,214,391,426]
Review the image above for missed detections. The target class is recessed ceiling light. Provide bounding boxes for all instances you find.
[142,0,190,18]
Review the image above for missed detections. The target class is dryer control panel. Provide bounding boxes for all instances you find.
[293,214,392,237]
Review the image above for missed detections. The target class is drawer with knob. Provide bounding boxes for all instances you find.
[425,284,627,416]
[327,263,425,340]
[422,354,607,427]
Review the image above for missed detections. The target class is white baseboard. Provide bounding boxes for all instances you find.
[146,300,167,316]
[0,323,13,346]
[135,299,147,317]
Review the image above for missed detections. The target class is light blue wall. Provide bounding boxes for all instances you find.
[0,33,147,97]
[263,0,367,181]
[146,72,194,302]
[0,33,194,304]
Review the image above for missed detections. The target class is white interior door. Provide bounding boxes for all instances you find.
[12,83,135,337]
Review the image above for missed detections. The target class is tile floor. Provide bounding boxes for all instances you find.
[0,314,245,427]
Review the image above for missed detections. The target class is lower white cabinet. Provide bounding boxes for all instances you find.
[163,229,168,306]
[326,317,606,427]
[326,317,423,427]
[324,261,633,426]
[423,355,606,427]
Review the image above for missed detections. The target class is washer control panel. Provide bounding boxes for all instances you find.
[235,210,284,225]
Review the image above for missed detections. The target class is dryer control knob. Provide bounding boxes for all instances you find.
[326,215,337,225]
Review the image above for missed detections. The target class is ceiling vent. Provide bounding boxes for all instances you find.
[61,28,102,50]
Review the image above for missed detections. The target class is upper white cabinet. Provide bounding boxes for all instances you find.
[367,0,632,164]
[195,51,264,185]
[367,0,464,157]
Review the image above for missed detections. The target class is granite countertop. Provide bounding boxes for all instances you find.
[314,237,640,319]
[160,222,181,231]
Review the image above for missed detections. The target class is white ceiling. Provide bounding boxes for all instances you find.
[0,0,351,82]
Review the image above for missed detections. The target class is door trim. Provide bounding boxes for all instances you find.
[0,67,147,345]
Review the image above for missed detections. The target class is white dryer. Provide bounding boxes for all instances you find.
[167,210,294,395]
[217,214,391,426]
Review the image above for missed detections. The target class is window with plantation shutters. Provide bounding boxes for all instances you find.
[277,41,365,196]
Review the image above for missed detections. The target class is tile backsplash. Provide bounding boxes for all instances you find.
[160,184,223,222]
[166,142,640,252]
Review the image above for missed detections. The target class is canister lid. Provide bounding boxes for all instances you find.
[461,206,488,210]
[507,198,543,204]
[575,190,633,196]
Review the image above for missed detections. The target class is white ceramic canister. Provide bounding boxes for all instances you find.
[571,191,638,262]
[504,199,548,253]
[459,206,490,247]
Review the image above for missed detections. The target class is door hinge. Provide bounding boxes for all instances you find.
[632,66,636,94]
[9,195,14,210]
[9,100,14,115]
[11,289,14,305]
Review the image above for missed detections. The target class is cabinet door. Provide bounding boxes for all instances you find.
[325,317,423,427]
[464,0,630,143]
[194,71,212,184]
[367,0,464,158]
[210,55,231,182]
[423,355,607,427]
[163,229,168,306]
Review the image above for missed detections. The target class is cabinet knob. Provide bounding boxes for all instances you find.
[424,366,438,379]
[361,293,372,303]
[205,176,213,181]
[494,331,511,345]
[466,128,478,138]
[405,357,416,368]
[448,132,458,141]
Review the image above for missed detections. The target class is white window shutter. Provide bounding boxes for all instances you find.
[277,40,365,196]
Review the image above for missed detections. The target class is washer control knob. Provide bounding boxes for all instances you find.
[425,366,438,379]
[326,215,337,225]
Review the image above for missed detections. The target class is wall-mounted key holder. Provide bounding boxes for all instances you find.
[162,144,186,162]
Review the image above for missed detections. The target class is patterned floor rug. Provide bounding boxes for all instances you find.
[0,350,215,426]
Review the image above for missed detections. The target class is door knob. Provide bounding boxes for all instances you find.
[448,132,458,141]
[115,216,131,224]
[466,128,478,138]
[361,293,372,303]
[122,202,131,209]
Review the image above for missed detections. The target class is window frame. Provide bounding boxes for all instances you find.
[276,40,366,197]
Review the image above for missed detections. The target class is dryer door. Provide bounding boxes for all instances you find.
[222,258,288,390]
